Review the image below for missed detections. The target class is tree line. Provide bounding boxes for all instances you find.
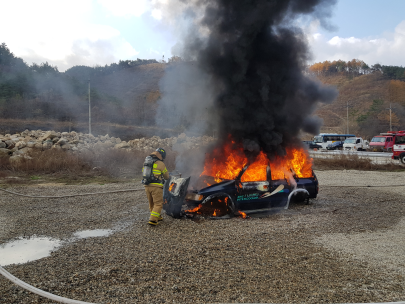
[0,43,162,126]
[64,58,159,83]
[309,59,405,80]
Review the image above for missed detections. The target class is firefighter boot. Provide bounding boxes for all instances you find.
[148,211,161,226]
[158,216,163,221]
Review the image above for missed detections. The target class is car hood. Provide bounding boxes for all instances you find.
[198,180,236,195]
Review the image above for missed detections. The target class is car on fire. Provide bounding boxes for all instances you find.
[163,165,319,219]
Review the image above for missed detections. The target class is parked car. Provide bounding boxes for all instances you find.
[343,137,369,151]
[312,134,356,149]
[302,141,322,150]
[369,134,394,152]
[326,141,344,150]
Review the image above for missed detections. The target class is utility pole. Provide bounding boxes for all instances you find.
[346,100,349,134]
[88,79,91,135]
[386,103,394,131]
[344,100,350,134]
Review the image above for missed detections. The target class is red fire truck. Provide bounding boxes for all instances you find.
[391,130,405,164]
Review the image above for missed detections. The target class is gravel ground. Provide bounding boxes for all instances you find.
[0,170,404,304]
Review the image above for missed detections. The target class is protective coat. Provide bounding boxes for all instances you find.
[144,151,169,222]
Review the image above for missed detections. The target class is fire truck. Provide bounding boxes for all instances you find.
[390,130,405,164]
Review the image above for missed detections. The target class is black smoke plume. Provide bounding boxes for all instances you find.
[170,0,338,160]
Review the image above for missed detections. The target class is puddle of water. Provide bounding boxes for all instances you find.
[0,237,61,266]
[73,229,113,239]
[0,229,115,266]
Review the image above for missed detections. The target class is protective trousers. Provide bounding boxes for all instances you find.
[145,186,163,222]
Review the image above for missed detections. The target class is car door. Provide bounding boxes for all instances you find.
[356,138,361,149]
[236,166,290,211]
[236,180,270,211]
[386,137,393,150]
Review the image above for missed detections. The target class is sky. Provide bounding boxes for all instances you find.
[308,0,405,66]
[1,0,405,71]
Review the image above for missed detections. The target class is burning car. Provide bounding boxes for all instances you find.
[163,142,318,219]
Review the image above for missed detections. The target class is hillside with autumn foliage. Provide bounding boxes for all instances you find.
[1,42,405,140]
[309,59,405,139]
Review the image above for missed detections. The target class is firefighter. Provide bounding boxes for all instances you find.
[142,147,170,226]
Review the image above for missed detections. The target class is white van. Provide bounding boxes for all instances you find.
[343,137,369,151]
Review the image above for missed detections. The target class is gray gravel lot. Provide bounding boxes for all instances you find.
[0,170,404,303]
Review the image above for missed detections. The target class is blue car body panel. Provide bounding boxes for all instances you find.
[327,141,344,150]
[185,172,318,213]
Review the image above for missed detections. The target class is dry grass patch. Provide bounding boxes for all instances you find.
[79,147,177,177]
[1,150,89,173]
[313,153,404,171]
[0,148,179,180]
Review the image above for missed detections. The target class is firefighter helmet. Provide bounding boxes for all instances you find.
[156,147,166,160]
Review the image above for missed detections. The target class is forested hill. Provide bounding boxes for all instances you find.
[310,59,405,138]
[64,59,159,83]
[1,42,405,139]
[0,43,165,129]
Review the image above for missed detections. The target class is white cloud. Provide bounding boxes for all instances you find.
[0,0,139,71]
[308,20,405,66]
[151,9,163,20]
[328,36,361,46]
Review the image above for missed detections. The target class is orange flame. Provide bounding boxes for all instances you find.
[169,183,175,192]
[185,204,203,213]
[204,180,212,187]
[237,211,247,219]
[201,140,313,182]
[185,197,230,217]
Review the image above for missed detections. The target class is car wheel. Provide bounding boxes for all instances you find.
[191,194,235,218]
[400,153,405,165]
[207,196,234,217]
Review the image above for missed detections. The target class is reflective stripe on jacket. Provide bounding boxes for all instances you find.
[143,151,169,188]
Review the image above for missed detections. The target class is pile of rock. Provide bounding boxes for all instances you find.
[0,130,216,161]
[128,133,215,151]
